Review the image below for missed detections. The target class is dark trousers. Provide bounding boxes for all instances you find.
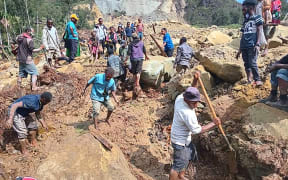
[165,48,174,57]
[68,39,78,63]
[242,48,260,81]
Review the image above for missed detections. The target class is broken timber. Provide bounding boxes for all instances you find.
[89,126,113,151]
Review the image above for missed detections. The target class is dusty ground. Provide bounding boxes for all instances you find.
[1,20,288,180]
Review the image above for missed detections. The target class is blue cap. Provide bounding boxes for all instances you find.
[183,87,201,102]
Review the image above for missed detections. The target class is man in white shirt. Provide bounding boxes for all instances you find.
[94,18,107,57]
[42,19,62,68]
[170,72,221,180]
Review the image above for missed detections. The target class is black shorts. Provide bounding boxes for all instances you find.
[131,59,143,75]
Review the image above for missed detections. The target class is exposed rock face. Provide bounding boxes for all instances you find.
[94,0,186,20]
[195,46,245,83]
[35,133,136,180]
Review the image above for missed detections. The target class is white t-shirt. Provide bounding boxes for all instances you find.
[171,94,202,146]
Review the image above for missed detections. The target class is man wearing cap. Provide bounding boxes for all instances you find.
[6,92,53,155]
[125,33,149,95]
[65,14,79,63]
[169,72,221,180]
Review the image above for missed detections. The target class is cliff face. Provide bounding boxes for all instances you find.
[94,0,186,20]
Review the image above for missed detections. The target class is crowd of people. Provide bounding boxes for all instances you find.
[5,0,288,179]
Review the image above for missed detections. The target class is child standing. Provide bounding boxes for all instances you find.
[88,31,99,63]
[237,0,263,86]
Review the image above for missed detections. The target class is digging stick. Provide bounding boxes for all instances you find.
[150,34,167,57]
[198,77,234,151]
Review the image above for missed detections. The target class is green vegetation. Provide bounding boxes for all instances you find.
[0,0,96,45]
[185,0,243,26]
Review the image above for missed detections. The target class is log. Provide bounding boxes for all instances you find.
[89,126,113,151]
[150,34,167,57]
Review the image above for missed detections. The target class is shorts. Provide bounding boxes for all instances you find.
[92,99,114,118]
[271,68,288,87]
[131,59,143,75]
[165,48,174,57]
[138,32,143,39]
[12,113,38,139]
[171,142,198,172]
[19,62,39,78]
[47,49,61,60]
[176,64,188,74]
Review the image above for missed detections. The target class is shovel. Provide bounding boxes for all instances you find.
[198,77,238,174]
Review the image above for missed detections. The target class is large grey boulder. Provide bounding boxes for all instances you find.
[140,56,175,88]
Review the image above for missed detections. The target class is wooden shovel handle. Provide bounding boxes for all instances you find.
[198,77,234,151]
[198,77,217,119]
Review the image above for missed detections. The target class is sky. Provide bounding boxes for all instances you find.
[236,0,244,3]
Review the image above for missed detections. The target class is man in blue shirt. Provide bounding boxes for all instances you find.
[6,92,52,155]
[82,68,119,129]
[65,14,79,63]
[161,28,174,57]
[125,22,134,43]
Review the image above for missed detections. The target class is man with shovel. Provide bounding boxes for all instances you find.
[169,72,221,180]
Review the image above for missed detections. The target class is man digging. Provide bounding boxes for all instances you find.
[6,92,52,155]
[169,72,221,180]
[83,68,119,128]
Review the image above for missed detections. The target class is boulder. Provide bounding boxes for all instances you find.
[35,133,136,180]
[57,63,84,74]
[167,65,214,100]
[207,31,232,45]
[140,56,175,88]
[268,38,282,49]
[195,46,245,83]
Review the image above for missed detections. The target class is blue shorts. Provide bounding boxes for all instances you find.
[171,142,198,172]
[138,32,143,39]
[271,68,288,87]
[19,62,39,78]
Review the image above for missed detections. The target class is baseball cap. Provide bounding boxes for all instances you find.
[243,0,257,5]
[70,14,79,21]
[183,87,201,102]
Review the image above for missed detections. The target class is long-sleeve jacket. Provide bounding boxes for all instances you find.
[42,26,60,50]
[174,42,194,67]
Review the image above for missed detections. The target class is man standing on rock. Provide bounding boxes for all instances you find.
[64,14,79,63]
[82,67,119,128]
[6,92,52,155]
[236,0,263,86]
[42,19,62,68]
[125,33,149,95]
[16,27,44,91]
[161,28,174,57]
[95,18,107,57]
[170,72,220,180]
[262,54,288,106]
[174,37,195,74]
